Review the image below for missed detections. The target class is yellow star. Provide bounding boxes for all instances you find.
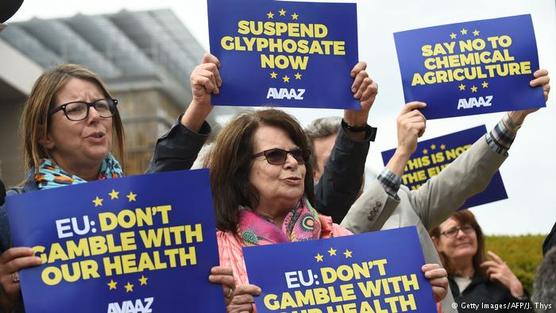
[294,73,302,80]
[315,253,324,262]
[267,11,274,19]
[291,13,299,20]
[458,83,466,91]
[473,29,480,36]
[108,189,119,200]
[440,144,446,150]
[328,248,337,256]
[107,279,117,290]
[423,149,429,155]
[471,85,478,93]
[343,249,352,258]
[481,81,489,88]
[126,192,137,202]
[430,144,437,150]
[460,28,468,35]
[139,275,148,286]
[282,75,290,83]
[278,9,286,16]
[124,282,134,293]
[93,196,103,207]
[270,72,277,79]
[450,32,457,40]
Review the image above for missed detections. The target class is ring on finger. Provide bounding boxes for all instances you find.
[226,288,233,298]
[11,272,19,283]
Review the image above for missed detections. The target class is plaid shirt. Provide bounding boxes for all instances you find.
[378,115,517,197]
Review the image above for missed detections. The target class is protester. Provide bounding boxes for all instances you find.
[430,210,534,312]
[542,222,556,256]
[156,53,377,224]
[207,108,449,312]
[340,69,550,313]
[0,63,214,313]
[305,116,375,222]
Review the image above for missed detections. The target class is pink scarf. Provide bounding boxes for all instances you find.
[237,199,322,246]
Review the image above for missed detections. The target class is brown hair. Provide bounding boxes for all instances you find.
[430,210,487,278]
[21,64,125,173]
[207,109,315,232]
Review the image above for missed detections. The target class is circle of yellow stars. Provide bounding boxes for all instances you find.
[449,27,490,93]
[314,247,353,263]
[266,8,304,83]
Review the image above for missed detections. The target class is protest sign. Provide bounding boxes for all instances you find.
[244,227,436,313]
[381,125,508,208]
[208,0,359,109]
[7,169,223,313]
[394,15,545,119]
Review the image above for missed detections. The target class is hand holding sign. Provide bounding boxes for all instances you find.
[0,247,42,311]
[506,69,550,127]
[343,62,378,134]
[181,53,222,132]
[422,264,448,302]
[386,102,427,177]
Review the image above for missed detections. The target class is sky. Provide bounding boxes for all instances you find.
[9,0,556,235]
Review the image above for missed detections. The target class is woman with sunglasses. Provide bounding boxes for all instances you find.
[207,108,449,313]
[430,210,533,312]
[0,63,216,313]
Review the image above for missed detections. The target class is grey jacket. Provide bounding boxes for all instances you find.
[341,136,507,313]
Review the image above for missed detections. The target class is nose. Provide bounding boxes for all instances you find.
[283,153,300,169]
[87,105,101,122]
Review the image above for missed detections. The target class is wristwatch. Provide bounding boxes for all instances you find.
[341,119,377,141]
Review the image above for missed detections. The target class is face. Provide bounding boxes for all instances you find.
[312,134,336,182]
[41,78,113,173]
[249,125,306,213]
[435,217,478,261]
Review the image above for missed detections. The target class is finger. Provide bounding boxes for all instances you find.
[487,251,504,264]
[354,76,371,99]
[192,74,217,94]
[0,247,36,263]
[480,260,498,268]
[429,277,448,287]
[202,53,221,68]
[4,256,42,274]
[359,83,378,105]
[424,268,447,279]
[351,71,369,94]
[227,303,254,313]
[350,61,367,78]
[230,294,255,305]
[401,101,427,114]
[211,266,234,276]
[530,75,549,88]
[197,66,221,93]
[234,284,262,296]
[533,68,548,78]
[209,274,235,289]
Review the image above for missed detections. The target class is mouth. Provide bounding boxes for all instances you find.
[87,131,105,139]
[284,177,302,184]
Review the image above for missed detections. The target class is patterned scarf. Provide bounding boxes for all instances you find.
[237,199,322,246]
[35,155,123,190]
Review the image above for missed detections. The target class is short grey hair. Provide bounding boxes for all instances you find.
[533,247,556,312]
[305,117,341,142]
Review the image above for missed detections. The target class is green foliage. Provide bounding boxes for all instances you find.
[485,235,545,293]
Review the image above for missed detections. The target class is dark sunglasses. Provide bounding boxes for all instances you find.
[252,148,310,165]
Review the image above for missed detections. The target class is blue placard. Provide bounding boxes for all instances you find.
[6,170,224,313]
[243,227,436,313]
[394,15,545,119]
[381,125,508,208]
[208,0,359,109]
